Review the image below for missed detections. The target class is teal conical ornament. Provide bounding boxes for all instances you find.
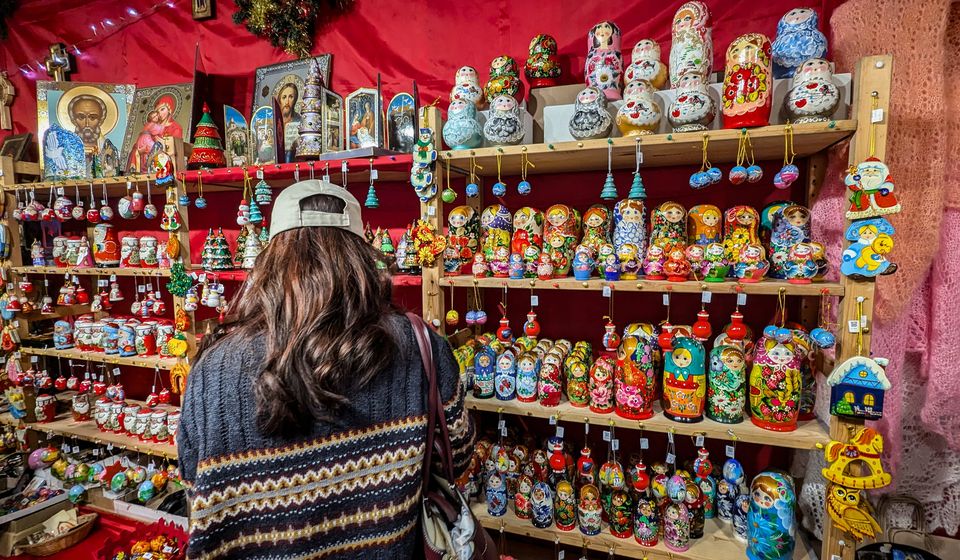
[248,197,263,225]
[254,179,272,205]
[600,173,618,201]
[628,172,647,199]
[365,184,380,208]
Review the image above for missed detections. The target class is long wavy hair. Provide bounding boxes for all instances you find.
[199,194,397,436]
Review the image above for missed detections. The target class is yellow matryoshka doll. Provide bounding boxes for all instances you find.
[723,205,760,264]
[544,204,581,277]
[687,204,722,246]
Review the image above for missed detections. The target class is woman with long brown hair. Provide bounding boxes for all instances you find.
[177,181,475,559]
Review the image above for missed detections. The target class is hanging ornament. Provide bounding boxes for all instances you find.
[523,310,540,338]
[187,103,227,170]
[411,125,438,202]
[692,307,712,342]
[440,155,457,203]
[151,150,176,186]
[195,173,208,209]
[845,93,901,218]
[465,152,481,198]
[736,129,763,184]
[365,158,381,208]
[517,149,535,195]
[810,294,837,348]
[825,296,889,420]
[729,129,749,184]
[496,298,512,343]
[600,139,618,200]
[160,188,182,231]
[628,139,647,199]
[143,178,158,220]
[601,315,620,352]
[444,285,459,326]
[492,150,506,197]
[774,122,800,189]
[98,182,113,221]
[840,218,897,279]
[70,185,85,221]
[255,177,272,206]
[249,197,263,225]
[690,133,719,189]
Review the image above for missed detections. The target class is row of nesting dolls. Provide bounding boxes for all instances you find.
[471,436,797,558]
[448,201,826,283]
[459,316,828,431]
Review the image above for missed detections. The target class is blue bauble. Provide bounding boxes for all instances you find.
[707,167,723,184]
[195,197,208,209]
[517,180,531,195]
[68,484,87,504]
[811,328,836,348]
[178,194,190,206]
[774,327,793,343]
[746,165,763,183]
[466,183,480,198]
[729,165,748,185]
[763,325,779,339]
[475,310,488,325]
[689,171,711,190]
[492,182,506,197]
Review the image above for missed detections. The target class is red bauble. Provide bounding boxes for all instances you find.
[658,322,674,351]
[692,310,712,341]
[727,311,747,341]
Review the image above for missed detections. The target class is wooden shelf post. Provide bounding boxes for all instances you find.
[420,106,445,329]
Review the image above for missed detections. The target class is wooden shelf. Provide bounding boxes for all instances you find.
[11,266,172,278]
[183,269,422,286]
[443,275,843,296]
[178,153,414,187]
[472,503,815,560]
[444,120,856,176]
[3,173,155,191]
[467,397,828,450]
[18,346,179,370]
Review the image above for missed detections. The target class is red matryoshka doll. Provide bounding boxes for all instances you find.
[615,335,656,420]
[722,33,773,128]
[539,362,563,407]
[544,204,581,276]
[578,484,603,536]
[588,356,616,413]
[565,356,590,407]
[734,243,770,282]
[687,204,722,246]
[749,332,802,431]
[554,480,577,531]
[581,204,612,252]
[664,247,691,282]
[447,205,480,272]
[662,336,706,423]
[480,204,513,263]
[514,474,533,519]
[723,205,760,263]
[511,207,544,256]
[650,202,687,252]
[584,20,623,100]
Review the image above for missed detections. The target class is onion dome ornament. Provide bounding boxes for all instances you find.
[187,103,227,170]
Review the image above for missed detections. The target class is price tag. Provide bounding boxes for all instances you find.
[341,161,348,173]
[107,443,114,451]
[98,279,108,287]
[43,279,49,287]
[5,283,11,291]
[72,275,79,284]
[101,199,108,206]
[612,439,619,451]
[737,292,747,306]
[498,419,505,430]
[602,285,611,297]
[871,108,884,123]
[427,205,436,216]
[256,168,264,179]
[662,293,670,306]
[602,430,611,442]
[61,443,70,452]
[294,167,301,182]
[831,555,843,560]
[695,435,705,447]
[322,173,331,183]
[92,448,100,457]
[199,273,207,283]
[666,452,676,464]
[558,552,565,560]
[72,445,80,454]
[667,431,674,444]
[701,291,712,303]
[0,357,5,365]
[57,187,65,195]
[584,423,589,435]
[76,200,83,208]
[112,368,121,376]
[138,284,146,293]
[861,315,869,329]
[370,169,379,180]
[639,438,649,450]
[725,444,735,458]
[530,295,539,307]
[847,320,860,333]
[12,320,19,328]
[13,351,21,359]
[549,415,557,425]
[555,426,564,438]
[30,356,38,363]
[500,426,507,437]
[110,274,117,282]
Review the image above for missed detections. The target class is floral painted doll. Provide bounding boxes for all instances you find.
[494,349,517,400]
[473,346,496,398]
[581,204,612,252]
[746,472,796,558]
[609,489,634,538]
[514,474,533,519]
[615,335,656,420]
[662,336,706,422]
[663,475,691,551]
[649,201,687,252]
[749,334,802,431]
[589,356,616,413]
[613,198,646,256]
[707,345,747,423]
[516,352,540,403]
[723,205,761,265]
[554,480,577,531]
[578,484,603,536]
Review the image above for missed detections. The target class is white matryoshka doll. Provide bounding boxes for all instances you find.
[531,481,555,529]
[669,1,713,88]
[617,79,662,136]
[785,58,840,123]
[569,86,613,140]
[482,95,525,146]
[450,65,484,109]
[584,21,623,100]
[494,349,517,401]
[613,198,646,257]
[667,73,716,132]
[625,39,667,89]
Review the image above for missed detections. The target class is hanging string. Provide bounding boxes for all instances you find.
[520,150,535,180]
[856,297,865,356]
[783,122,796,167]
[744,129,756,167]
[196,173,204,200]
[496,151,503,185]
[607,141,613,175]
[735,129,747,168]
[869,93,879,158]
[777,288,787,327]
[700,133,711,172]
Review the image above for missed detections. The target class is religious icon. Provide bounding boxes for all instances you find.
[386,92,415,152]
[121,83,195,173]
[322,89,344,153]
[222,105,250,166]
[346,88,382,150]
[250,106,276,165]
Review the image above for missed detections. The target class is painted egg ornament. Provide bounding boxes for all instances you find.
[729,166,748,185]
[68,484,87,504]
[144,203,158,220]
[707,167,723,184]
[689,171,711,190]
[88,463,105,482]
[773,171,787,189]
[110,471,128,492]
[51,458,69,479]
[28,446,60,469]
[465,310,478,325]
[811,327,836,348]
[158,388,171,404]
[137,480,157,503]
[492,181,507,197]
[517,180,531,195]
[762,325,778,338]
[775,327,794,343]
[746,165,763,183]
[129,466,147,483]
[64,463,78,482]
[151,471,169,491]
[780,164,800,185]
[445,310,460,326]
[71,205,85,220]
[476,310,488,325]
[100,204,114,221]
[74,462,91,482]
[178,194,190,206]
[195,196,208,209]
[466,182,480,198]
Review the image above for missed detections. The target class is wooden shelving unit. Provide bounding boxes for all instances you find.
[443,275,844,296]
[11,266,172,278]
[17,346,179,370]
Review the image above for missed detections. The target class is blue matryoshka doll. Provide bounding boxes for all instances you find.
[486,470,507,517]
[746,472,797,560]
[473,346,497,399]
[768,204,811,279]
[495,349,517,400]
[613,197,646,257]
[515,351,540,403]
[531,480,555,528]
[771,8,827,78]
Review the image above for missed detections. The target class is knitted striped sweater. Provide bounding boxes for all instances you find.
[177,315,475,559]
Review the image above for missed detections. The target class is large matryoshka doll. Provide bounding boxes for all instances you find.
[723,205,761,264]
[749,333,803,432]
[746,472,797,560]
[578,484,603,536]
[589,356,616,414]
[760,201,790,249]
[722,33,773,129]
[768,204,811,279]
[624,322,662,374]
[663,475,691,552]
[448,205,480,273]
[516,351,540,403]
[706,345,747,424]
[669,1,713,88]
[649,202,687,252]
[473,345,496,398]
[613,198,646,257]
[514,474,533,519]
[544,204,581,277]
[662,336,706,423]
[480,204,513,270]
[771,8,828,79]
[512,207,544,256]
[687,204,722,246]
[581,205,612,253]
[584,21,623,100]
[615,334,657,420]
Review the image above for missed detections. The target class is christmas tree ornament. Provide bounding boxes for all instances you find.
[187,103,227,169]
[99,183,114,221]
[254,178,272,205]
[248,197,263,225]
[600,140,618,200]
[841,218,897,279]
[365,158,380,208]
[293,58,325,158]
[143,178,158,220]
[628,140,647,199]
[465,152,481,198]
[517,149,534,195]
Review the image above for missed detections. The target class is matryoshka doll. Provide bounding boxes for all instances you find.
[785,58,840,123]
[616,243,640,280]
[749,333,802,431]
[663,475,691,552]
[663,247,691,282]
[610,489,634,538]
[473,346,496,398]
[734,493,751,542]
[723,205,760,263]
[572,244,596,281]
[771,8,828,78]
[693,448,717,518]
[685,244,706,277]
[448,205,480,272]
[515,474,533,519]
[662,336,706,423]
[569,87,613,140]
[701,242,729,281]
[512,207,544,256]
[784,242,818,283]
[668,73,716,132]
[746,472,796,559]
[495,349,517,400]
[589,356,615,414]
[450,65,484,109]
[613,198,646,256]
[442,99,483,151]
[584,20,623,100]
[722,33,773,129]
[642,245,666,280]
[539,362,563,407]
[669,1,712,88]
[650,202,687,251]
[525,34,562,88]
[554,480,577,531]
[482,95,525,146]
[685,480,706,538]
[516,352,540,402]
[599,458,626,520]
[615,335,656,420]
[565,357,590,407]
[544,204,581,276]
[578,484,603,536]
[687,204,722,246]
[581,205,611,252]
[791,328,817,421]
[734,244,770,282]
[598,243,620,280]
[486,471,507,517]
[480,204,513,261]
[768,204,811,278]
[625,39,667,89]
[617,80,662,136]
[634,474,660,546]
[707,345,747,424]
[484,56,523,104]
[531,481,555,528]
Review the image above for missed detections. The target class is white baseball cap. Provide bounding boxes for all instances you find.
[268,179,364,240]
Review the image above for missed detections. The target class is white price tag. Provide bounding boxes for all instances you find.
[666,452,676,464]
[107,443,114,451]
[640,438,649,450]
[558,552,565,560]
[57,187,65,195]
[662,293,670,306]
[76,200,83,208]
[860,315,869,329]
[30,356,38,363]
[5,283,12,291]
[256,168,264,179]
[498,420,505,430]
[847,320,860,333]
[549,415,557,425]
[112,368,121,376]
[584,423,589,435]
[126,181,132,190]
[72,275,79,284]
[427,205,436,216]
[737,292,747,306]
[101,199,108,206]
[602,430,611,442]
[602,285,611,297]
[0,357,5,365]
[12,320,19,328]
[138,285,146,293]
[13,351,21,359]
[370,169,379,180]
[831,555,842,560]
[61,443,70,452]
[695,435,704,447]
[530,295,539,307]
[93,448,100,457]
[341,161,348,173]
[667,431,674,444]
[110,274,117,282]
[500,426,507,437]
[726,444,735,458]
[871,108,884,123]
[555,426,564,438]
[322,173,331,183]
[98,279,107,287]
[199,273,207,283]
[72,445,80,454]
[294,167,300,182]
[701,291,712,303]
[612,439,619,451]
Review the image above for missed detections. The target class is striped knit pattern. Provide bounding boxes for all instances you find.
[178,316,475,560]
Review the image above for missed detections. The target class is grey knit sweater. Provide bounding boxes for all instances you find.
[177,314,475,560]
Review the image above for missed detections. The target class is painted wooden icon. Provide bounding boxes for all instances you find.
[827,356,891,420]
[845,157,902,219]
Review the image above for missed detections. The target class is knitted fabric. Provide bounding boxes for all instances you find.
[799,0,960,536]
[177,315,476,559]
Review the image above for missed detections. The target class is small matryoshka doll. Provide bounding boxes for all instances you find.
[584,20,623,100]
[589,356,615,414]
[598,243,619,280]
[734,243,770,282]
[664,247,691,282]
[609,489,634,538]
[448,205,480,271]
[554,480,577,531]
[525,34,562,88]
[581,205,612,252]
[734,493,751,541]
[442,99,483,151]
[634,474,661,546]
[472,253,490,278]
[486,470,507,517]
[578,484,603,536]
[685,244,706,277]
[484,55,523,104]
[565,356,590,407]
[613,198,646,256]
[701,242,730,281]
[746,472,797,558]
[573,245,596,281]
[531,481,555,529]
[785,58,840,123]
[642,245,666,280]
[536,252,555,280]
[473,346,496,398]
[784,242,818,284]
[723,205,760,263]
[669,1,713,88]
[625,39,667,89]
[544,204,581,276]
[480,204,513,262]
[495,349,517,400]
[687,204,722,246]
[768,204,811,278]
[482,95,525,146]
[615,335,656,420]
[722,33,773,129]
[663,475,691,551]
[450,65,484,109]
[749,333,803,432]
[617,80,662,136]
[693,448,717,518]
[667,73,716,132]
[514,474,534,520]
[617,245,640,280]
[569,87,613,140]
[662,336,706,423]
[523,244,542,278]
[539,362,563,407]
[771,8,827,78]
[650,201,687,252]
[707,345,747,424]
[512,207,544,256]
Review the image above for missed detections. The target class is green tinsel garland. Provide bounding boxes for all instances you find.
[232,0,352,56]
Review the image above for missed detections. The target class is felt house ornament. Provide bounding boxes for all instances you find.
[827,356,890,420]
